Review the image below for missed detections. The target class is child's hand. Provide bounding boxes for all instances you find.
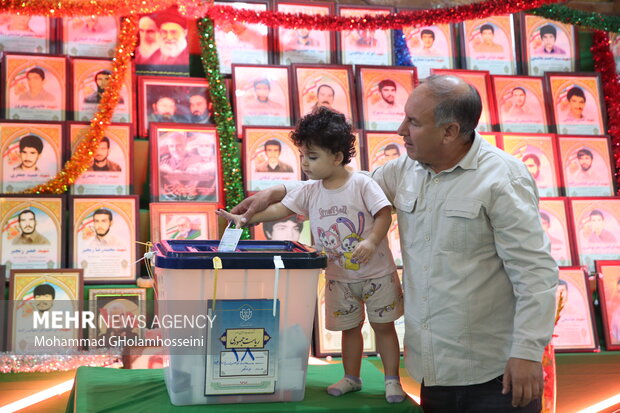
[216,209,245,229]
[350,239,377,264]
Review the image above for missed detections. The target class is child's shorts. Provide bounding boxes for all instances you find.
[325,272,404,331]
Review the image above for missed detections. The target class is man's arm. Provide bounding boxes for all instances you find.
[490,176,558,407]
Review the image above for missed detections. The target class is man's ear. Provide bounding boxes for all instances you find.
[442,122,461,144]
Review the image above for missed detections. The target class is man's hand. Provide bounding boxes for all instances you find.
[502,357,544,407]
[230,185,286,225]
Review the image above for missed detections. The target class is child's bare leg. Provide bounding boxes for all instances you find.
[327,323,363,396]
[371,321,406,403]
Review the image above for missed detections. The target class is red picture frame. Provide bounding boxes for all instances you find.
[595,260,620,351]
[337,5,394,67]
[491,75,551,134]
[540,197,577,267]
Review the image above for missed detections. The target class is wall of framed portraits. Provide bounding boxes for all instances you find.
[0,1,620,362]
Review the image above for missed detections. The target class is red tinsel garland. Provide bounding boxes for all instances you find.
[206,0,563,30]
[592,31,620,195]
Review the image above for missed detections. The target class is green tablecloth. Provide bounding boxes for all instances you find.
[66,360,422,412]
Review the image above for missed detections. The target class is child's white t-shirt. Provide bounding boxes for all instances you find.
[282,172,396,282]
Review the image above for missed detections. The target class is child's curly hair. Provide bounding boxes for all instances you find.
[290,106,356,165]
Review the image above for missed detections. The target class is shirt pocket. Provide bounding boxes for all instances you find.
[394,192,417,247]
[441,198,482,253]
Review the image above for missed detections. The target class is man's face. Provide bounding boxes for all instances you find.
[268,220,301,241]
[19,146,40,169]
[18,212,36,235]
[94,141,110,162]
[96,74,111,90]
[591,214,604,234]
[578,154,592,171]
[254,83,270,103]
[93,213,112,237]
[167,136,186,160]
[159,22,187,57]
[512,89,526,108]
[380,86,396,105]
[524,158,539,179]
[195,138,215,159]
[317,86,334,108]
[384,148,400,161]
[190,95,207,116]
[421,33,434,49]
[397,84,444,165]
[542,33,556,50]
[26,72,44,93]
[34,294,53,312]
[568,96,585,118]
[154,97,176,117]
[481,29,494,44]
[265,144,281,162]
[176,217,191,233]
[139,17,158,45]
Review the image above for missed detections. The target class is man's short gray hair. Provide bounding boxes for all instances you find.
[424,74,482,140]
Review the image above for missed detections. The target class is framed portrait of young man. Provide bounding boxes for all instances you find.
[8,269,83,353]
[521,15,577,75]
[479,131,503,149]
[461,15,517,75]
[2,53,67,121]
[611,32,620,74]
[150,124,223,204]
[346,131,365,172]
[552,267,598,352]
[135,7,190,76]
[252,215,311,246]
[569,198,620,272]
[70,195,139,284]
[337,5,393,67]
[545,72,606,136]
[150,203,219,244]
[138,76,212,137]
[364,132,405,172]
[492,75,550,134]
[276,2,334,65]
[213,1,270,75]
[68,123,133,196]
[0,196,64,280]
[292,64,357,124]
[0,14,52,55]
[431,68,497,133]
[61,16,119,58]
[71,58,134,124]
[595,261,620,351]
[539,198,575,267]
[502,133,561,197]
[314,271,376,357]
[356,65,416,132]
[0,121,63,193]
[244,126,300,193]
[88,288,147,348]
[232,65,293,134]
[401,22,456,79]
[557,135,615,197]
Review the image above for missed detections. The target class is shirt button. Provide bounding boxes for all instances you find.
[423,265,429,271]
[425,235,430,241]
[433,178,439,184]
[428,207,432,212]
[422,297,427,302]
[422,323,428,329]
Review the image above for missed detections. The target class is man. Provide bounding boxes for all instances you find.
[255,139,294,173]
[503,87,536,121]
[567,148,606,186]
[12,209,50,245]
[189,91,212,124]
[314,84,335,110]
[370,80,405,127]
[158,132,203,196]
[134,16,160,64]
[13,135,43,172]
[87,137,122,172]
[263,216,303,241]
[522,153,542,181]
[171,216,200,240]
[233,75,558,411]
[16,67,55,103]
[145,13,189,66]
[586,210,617,245]
[350,29,377,48]
[383,144,401,163]
[87,208,121,248]
[84,70,123,104]
[32,283,55,314]
[563,86,589,122]
[148,95,189,123]
[243,78,286,125]
[185,132,218,200]
[285,28,317,50]
[473,23,504,54]
[375,80,397,110]
[534,24,566,55]
[540,212,567,264]
[417,29,440,56]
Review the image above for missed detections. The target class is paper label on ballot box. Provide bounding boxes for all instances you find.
[205,299,279,395]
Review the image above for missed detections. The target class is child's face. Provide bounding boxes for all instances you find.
[299,144,341,180]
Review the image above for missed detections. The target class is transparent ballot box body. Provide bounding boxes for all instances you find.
[154,240,327,406]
